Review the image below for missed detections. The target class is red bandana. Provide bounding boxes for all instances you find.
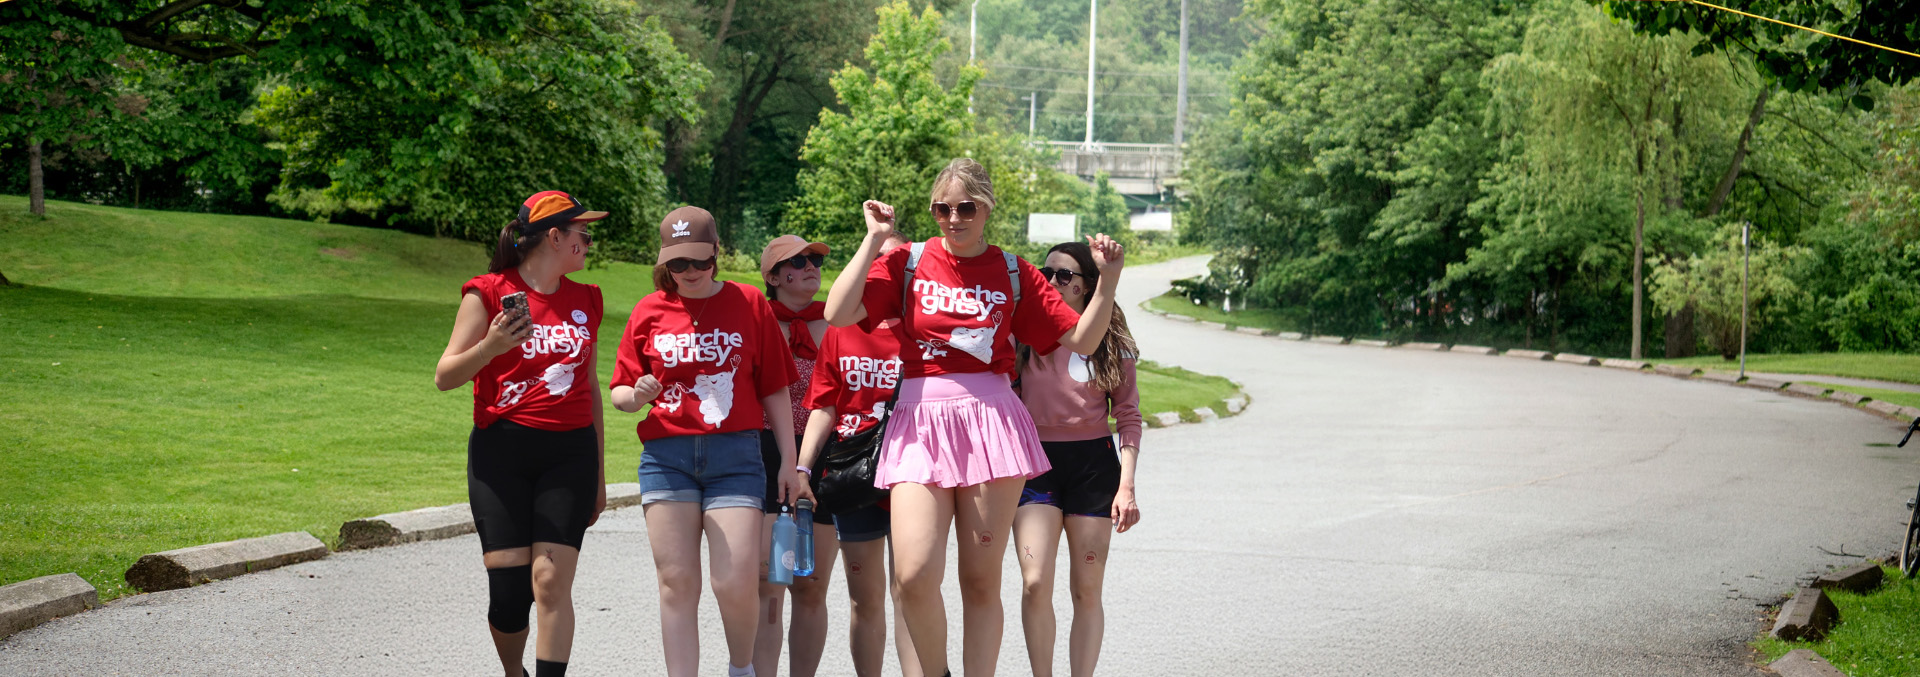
[771,300,826,360]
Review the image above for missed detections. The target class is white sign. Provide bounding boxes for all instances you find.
[1131,210,1173,232]
[1027,213,1077,244]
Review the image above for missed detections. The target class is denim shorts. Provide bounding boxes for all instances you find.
[831,503,890,543]
[638,431,765,511]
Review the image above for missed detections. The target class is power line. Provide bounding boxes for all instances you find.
[997,106,1196,119]
[976,81,1228,97]
[986,63,1225,78]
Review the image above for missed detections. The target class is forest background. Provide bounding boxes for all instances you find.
[5,0,1920,358]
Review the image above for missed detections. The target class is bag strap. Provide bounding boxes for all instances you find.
[1003,249,1020,305]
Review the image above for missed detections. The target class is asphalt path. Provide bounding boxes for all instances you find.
[4,255,1916,676]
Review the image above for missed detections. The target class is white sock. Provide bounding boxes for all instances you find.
[727,664,755,677]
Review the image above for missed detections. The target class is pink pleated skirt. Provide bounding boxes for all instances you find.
[874,372,1052,489]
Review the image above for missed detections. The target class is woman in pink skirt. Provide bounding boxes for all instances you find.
[822,158,1126,677]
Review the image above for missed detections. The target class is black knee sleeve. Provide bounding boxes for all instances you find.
[487,565,534,633]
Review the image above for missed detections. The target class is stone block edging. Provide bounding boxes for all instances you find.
[1785,383,1831,398]
[1504,349,1552,361]
[1601,358,1649,370]
[1771,587,1839,641]
[125,531,328,593]
[1743,376,1788,390]
[1233,326,1269,336]
[1308,335,1348,345]
[1700,371,1741,383]
[339,504,475,551]
[1351,339,1390,348]
[1812,562,1882,594]
[1452,345,1499,355]
[1830,390,1869,405]
[1276,331,1305,340]
[1397,342,1446,351]
[0,573,98,638]
[1654,364,1699,378]
[1770,649,1848,677]
[1553,353,1599,366]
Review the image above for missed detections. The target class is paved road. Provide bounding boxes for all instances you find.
[4,255,1915,676]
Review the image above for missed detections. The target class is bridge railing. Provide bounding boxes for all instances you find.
[1043,141,1180,185]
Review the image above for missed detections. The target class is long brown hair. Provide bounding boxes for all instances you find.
[652,264,677,294]
[1018,241,1136,392]
[489,219,541,273]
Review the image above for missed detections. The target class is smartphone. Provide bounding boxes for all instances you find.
[500,291,530,322]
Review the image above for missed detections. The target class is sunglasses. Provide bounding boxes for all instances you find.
[1038,267,1087,285]
[775,253,825,272]
[665,257,716,273]
[930,201,979,221]
[566,227,593,246]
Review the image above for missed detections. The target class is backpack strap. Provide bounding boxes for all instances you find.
[1002,250,1021,305]
[902,241,925,314]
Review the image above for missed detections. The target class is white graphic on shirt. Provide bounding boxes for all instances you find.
[654,383,690,413]
[836,401,890,437]
[690,356,741,427]
[496,359,582,407]
[1067,352,1092,383]
[912,277,1007,322]
[571,309,589,325]
[913,312,1001,363]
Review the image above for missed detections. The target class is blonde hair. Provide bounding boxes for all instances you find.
[931,157,996,209]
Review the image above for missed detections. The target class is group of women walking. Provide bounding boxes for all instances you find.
[434,158,1144,677]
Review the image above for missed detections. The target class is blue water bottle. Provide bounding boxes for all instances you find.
[768,505,797,586]
[794,498,816,577]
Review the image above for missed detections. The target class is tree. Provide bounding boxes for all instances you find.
[783,1,983,253]
[1080,171,1132,249]
[1649,224,1806,358]
[0,2,125,216]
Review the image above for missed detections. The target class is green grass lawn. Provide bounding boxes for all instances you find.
[0,195,1232,599]
[1755,566,1920,677]
[1135,360,1243,423]
[1144,290,1307,334]
[1649,354,1920,386]
[1797,383,1920,410]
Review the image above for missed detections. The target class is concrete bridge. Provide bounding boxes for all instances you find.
[1047,141,1178,197]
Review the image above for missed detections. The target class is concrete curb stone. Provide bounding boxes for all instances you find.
[1396,342,1446,351]
[1743,377,1788,390]
[1812,562,1882,593]
[1865,400,1905,417]
[125,531,328,593]
[1654,364,1699,378]
[1198,320,1227,330]
[1504,349,1552,361]
[1276,332,1304,340]
[1308,336,1348,345]
[0,573,98,638]
[1785,383,1831,398]
[1770,587,1838,641]
[1553,353,1599,366]
[340,504,475,551]
[1700,371,1741,384]
[1452,345,1499,355]
[1350,339,1389,348]
[1769,650,1847,677]
[1165,314,1197,323]
[1193,407,1219,422]
[1233,326,1269,336]
[1601,359,1649,371]
[1224,397,1246,414]
[1150,412,1182,428]
[1830,390,1869,405]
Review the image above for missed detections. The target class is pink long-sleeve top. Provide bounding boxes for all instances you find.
[1018,349,1143,450]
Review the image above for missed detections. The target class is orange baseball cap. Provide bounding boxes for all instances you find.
[518,191,607,236]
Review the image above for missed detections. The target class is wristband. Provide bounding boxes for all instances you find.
[795,465,811,476]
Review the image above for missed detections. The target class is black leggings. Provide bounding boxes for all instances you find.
[468,420,598,552]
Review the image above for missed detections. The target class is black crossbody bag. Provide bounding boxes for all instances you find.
[813,243,1023,512]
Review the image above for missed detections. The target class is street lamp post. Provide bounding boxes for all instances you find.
[1019,92,1037,136]
[969,0,980,115]
[1740,221,1751,379]
[1084,0,1097,149]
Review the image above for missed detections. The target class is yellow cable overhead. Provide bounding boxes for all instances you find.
[1626,0,1920,60]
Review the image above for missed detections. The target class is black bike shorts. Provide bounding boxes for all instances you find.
[468,420,599,552]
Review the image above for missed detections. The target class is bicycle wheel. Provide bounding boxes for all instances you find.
[1904,488,1920,578]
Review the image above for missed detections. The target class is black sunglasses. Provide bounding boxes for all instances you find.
[776,253,825,272]
[665,257,716,273]
[930,201,979,221]
[1039,267,1086,285]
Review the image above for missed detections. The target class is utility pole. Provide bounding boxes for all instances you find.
[1020,92,1037,136]
[969,0,980,115]
[1740,221,1751,379]
[1173,0,1189,151]
[1084,0,1097,149]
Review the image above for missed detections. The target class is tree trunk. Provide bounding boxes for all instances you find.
[28,137,45,217]
[1705,87,1769,217]
[1664,301,1696,357]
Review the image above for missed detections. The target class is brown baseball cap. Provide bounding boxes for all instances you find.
[759,235,830,275]
[657,206,719,264]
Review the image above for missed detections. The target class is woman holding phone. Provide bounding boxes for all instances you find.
[434,190,607,677]
[823,158,1126,677]
[611,206,803,677]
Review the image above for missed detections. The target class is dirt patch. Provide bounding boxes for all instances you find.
[320,247,359,261]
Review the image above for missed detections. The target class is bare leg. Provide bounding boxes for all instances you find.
[754,512,784,675]
[889,482,955,676]
[839,538,889,677]
[1063,516,1114,677]
[644,503,706,677]
[889,540,924,677]
[529,542,582,663]
[707,506,768,671]
[789,526,841,677]
[953,476,1026,677]
[1014,505,1065,677]
[483,547,534,677]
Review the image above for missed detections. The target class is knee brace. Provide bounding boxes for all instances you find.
[487,565,535,633]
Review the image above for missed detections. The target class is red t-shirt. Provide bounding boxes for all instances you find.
[859,238,1081,378]
[805,322,905,439]
[461,270,604,431]
[612,281,799,441]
